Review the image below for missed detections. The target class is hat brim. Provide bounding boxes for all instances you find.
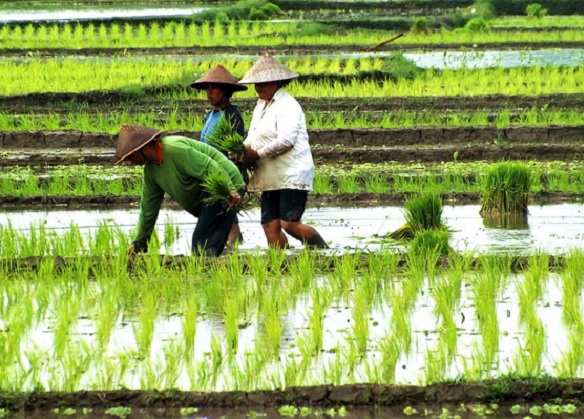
[189,81,248,91]
[114,130,162,165]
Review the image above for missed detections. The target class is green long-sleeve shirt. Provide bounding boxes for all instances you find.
[135,135,244,245]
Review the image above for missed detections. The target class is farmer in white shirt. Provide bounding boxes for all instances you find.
[240,52,328,249]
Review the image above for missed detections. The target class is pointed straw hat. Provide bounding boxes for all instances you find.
[189,64,247,91]
[114,124,162,165]
[238,52,298,84]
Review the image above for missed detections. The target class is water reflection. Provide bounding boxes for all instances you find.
[1,203,584,255]
[0,5,210,22]
[481,212,529,229]
[1,49,583,70]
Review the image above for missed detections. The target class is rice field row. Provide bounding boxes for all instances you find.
[2,107,583,132]
[1,239,584,392]
[1,58,581,96]
[1,20,583,50]
[2,161,584,197]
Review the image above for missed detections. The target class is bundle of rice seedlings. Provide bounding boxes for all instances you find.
[409,229,451,257]
[388,192,445,240]
[205,114,246,159]
[479,162,531,215]
[201,171,247,211]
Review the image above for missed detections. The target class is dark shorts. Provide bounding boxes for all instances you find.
[260,189,308,224]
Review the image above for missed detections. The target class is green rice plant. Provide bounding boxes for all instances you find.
[465,17,491,33]
[424,344,448,385]
[337,173,361,194]
[470,271,501,367]
[560,249,584,328]
[208,333,224,387]
[555,329,584,377]
[223,294,240,353]
[260,292,285,355]
[409,229,450,259]
[287,248,317,290]
[364,173,390,194]
[352,288,369,352]
[410,17,431,35]
[205,114,246,158]
[377,332,400,383]
[431,276,462,360]
[389,193,445,240]
[479,162,531,215]
[312,173,334,195]
[365,247,400,280]
[526,3,548,19]
[180,294,198,356]
[133,292,157,356]
[201,170,245,209]
[513,318,545,376]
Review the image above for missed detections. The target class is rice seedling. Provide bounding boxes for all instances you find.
[223,294,240,353]
[351,288,370,352]
[409,229,451,259]
[389,192,446,240]
[201,171,246,209]
[560,249,584,328]
[479,162,531,215]
[204,114,246,159]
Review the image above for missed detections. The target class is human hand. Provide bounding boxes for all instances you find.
[229,191,242,208]
[242,147,260,165]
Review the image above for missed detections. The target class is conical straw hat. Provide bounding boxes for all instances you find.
[189,64,247,91]
[115,124,162,165]
[238,52,298,84]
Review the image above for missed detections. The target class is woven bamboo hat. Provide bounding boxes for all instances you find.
[238,52,298,84]
[189,64,247,91]
[115,124,162,165]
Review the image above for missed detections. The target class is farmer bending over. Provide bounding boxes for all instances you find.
[115,124,244,256]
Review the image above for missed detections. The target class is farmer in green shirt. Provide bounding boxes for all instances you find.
[115,124,244,256]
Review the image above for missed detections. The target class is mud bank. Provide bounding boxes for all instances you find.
[2,42,584,58]
[2,379,584,413]
[4,94,583,113]
[0,126,581,166]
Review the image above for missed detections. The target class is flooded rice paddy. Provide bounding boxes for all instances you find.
[0,4,213,23]
[2,49,583,69]
[1,203,583,255]
[1,204,584,391]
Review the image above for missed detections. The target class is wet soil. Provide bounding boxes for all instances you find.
[0,190,579,210]
[2,379,584,416]
[2,42,583,58]
[0,126,582,166]
[3,93,582,113]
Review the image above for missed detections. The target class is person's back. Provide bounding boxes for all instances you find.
[143,135,243,212]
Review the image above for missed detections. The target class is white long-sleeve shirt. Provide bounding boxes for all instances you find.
[243,88,314,192]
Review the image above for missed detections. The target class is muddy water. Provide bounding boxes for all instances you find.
[1,203,583,255]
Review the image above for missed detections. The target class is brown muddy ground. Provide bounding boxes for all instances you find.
[0,126,582,166]
[5,94,583,113]
[2,380,584,416]
[0,191,579,210]
[2,41,584,58]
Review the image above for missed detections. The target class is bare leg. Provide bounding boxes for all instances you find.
[281,221,329,249]
[227,222,242,246]
[262,219,288,249]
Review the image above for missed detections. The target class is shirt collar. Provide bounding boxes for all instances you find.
[258,87,286,106]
